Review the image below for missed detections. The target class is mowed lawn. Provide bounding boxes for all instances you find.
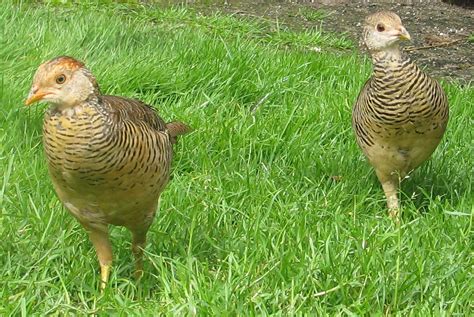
[0,1,472,315]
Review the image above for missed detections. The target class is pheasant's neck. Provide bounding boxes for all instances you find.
[49,94,100,115]
[371,46,407,65]
[371,48,413,80]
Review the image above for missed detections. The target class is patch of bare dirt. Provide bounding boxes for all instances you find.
[180,0,473,83]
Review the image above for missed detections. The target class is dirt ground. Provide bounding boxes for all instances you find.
[182,0,473,83]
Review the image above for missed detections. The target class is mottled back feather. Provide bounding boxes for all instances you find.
[101,95,168,132]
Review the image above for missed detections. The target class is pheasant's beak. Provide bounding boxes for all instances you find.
[398,27,411,41]
[24,87,48,106]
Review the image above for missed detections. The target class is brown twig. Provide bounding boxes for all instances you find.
[404,38,467,52]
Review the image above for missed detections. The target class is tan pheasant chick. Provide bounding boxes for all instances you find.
[25,56,191,289]
[352,12,449,218]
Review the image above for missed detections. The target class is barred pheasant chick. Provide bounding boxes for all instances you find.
[352,12,449,218]
[25,56,191,289]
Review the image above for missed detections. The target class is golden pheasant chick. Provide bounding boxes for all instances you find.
[25,56,191,289]
[352,11,449,218]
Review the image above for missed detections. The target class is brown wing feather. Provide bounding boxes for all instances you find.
[101,95,168,131]
[101,95,191,144]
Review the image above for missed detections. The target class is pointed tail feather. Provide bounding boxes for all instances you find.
[166,121,192,144]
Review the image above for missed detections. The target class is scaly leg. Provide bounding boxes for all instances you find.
[84,224,113,291]
[376,170,400,220]
[131,229,148,280]
[130,201,159,280]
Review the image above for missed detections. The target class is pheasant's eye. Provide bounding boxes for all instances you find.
[376,23,385,32]
[56,74,66,84]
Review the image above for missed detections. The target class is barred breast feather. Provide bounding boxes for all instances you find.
[353,55,448,173]
[42,96,176,227]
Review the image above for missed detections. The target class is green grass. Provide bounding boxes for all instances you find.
[299,8,332,22]
[1,1,473,315]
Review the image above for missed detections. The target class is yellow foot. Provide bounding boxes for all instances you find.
[100,264,111,292]
[389,207,400,223]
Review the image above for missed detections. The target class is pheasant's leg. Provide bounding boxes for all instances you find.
[382,181,400,219]
[376,170,400,219]
[131,229,148,279]
[85,225,113,291]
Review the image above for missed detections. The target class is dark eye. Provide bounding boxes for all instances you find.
[56,74,66,84]
[376,23,385,32]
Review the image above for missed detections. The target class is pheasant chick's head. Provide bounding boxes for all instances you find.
[25,56,99,108]
[363,11,411,52]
